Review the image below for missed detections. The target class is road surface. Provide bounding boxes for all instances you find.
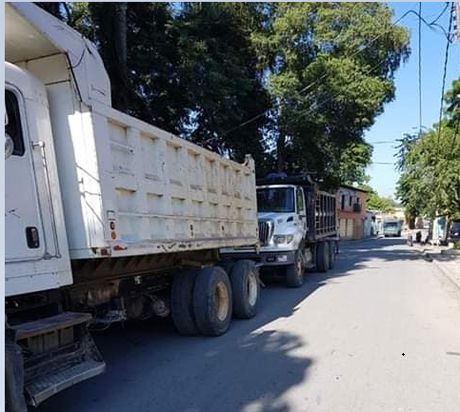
[39,238,460,412]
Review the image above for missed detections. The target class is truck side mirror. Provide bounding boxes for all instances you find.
[5,110,14,159]
[5,132,14,159]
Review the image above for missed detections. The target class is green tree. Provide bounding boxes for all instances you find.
[173,3,272,167]
[359,184,396,213]
[396,78,460,220]
[251,2,410,187]
[34,2,272,169]
[35,3,410,184]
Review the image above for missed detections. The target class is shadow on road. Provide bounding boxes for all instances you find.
[37,237,420,412]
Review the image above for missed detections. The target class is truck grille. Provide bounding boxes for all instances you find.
[258,220,273,246]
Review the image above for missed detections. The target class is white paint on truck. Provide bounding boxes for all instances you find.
[6,63,72,296]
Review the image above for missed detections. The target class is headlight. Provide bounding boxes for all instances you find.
[273,234,294,245]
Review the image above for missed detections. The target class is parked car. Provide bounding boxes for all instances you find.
[449,220,460,242]
[382,220,402,237]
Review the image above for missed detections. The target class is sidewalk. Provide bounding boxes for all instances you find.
[415,243,460,291]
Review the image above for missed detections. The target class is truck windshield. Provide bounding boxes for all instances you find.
[257,188,295,213]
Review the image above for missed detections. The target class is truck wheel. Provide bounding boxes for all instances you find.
[171,269,200,335]
[229,260,259,319]
[218,259,235,276]
[316,241,329,273]
[193,266,232,336]
[328,241,336,269]
[286,250,305,288]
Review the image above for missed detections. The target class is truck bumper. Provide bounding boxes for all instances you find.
[220,250,296,266]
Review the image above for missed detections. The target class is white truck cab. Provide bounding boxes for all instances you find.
[5,62,72,297]
[222,175,339,288]
[256,184,307,264]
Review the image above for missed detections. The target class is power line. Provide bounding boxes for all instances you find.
[418,2,423,135]
[371,141,397,145]
[286,56,390,127]
[402,8,451,41]
[430,2,450,25]
[436,2,454,156]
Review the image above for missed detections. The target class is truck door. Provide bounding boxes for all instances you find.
[296,187,307,233]
[5,88,45,262]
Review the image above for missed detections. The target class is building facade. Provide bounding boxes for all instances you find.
[337,185,369,240]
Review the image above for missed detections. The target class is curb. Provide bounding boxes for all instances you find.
[413,246,460,293]
[441,249,460,256]
[430,257,460,295]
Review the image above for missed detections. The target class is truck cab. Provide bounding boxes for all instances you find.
[5,62,72,297]
[221,175,339,287]
[256,184,307,266]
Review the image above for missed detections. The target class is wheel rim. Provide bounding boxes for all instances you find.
[215,281,230,321]
[247,272,258,307]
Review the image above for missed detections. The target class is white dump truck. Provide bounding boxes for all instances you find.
[222,174,339,287]
[5,3,260,410]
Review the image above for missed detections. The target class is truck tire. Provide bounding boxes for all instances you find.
[229,260,259,319]
[316,241,329,273]
[171,269,200,335]
[286,250,305,288]
[193,266,232,336]
[218,259,235,276]
[328,241,336,269]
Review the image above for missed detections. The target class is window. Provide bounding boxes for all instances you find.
[349,195,352,207]
[341,195,345,210]
[296,188,305,214]
[5,90,25,156]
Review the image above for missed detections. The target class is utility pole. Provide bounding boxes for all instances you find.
[456,2,460,40]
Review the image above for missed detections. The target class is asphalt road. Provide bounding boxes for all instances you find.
[39,238,460,412]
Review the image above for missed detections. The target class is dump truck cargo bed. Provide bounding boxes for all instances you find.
[5,2,258,263]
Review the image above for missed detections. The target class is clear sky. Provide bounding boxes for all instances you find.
[365,2,460,198]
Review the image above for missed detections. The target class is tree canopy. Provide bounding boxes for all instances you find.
[35,2,410,186]
[396,78,460,220]
[358,184,397,213]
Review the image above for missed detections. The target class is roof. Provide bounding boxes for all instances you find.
[339,184,369,194]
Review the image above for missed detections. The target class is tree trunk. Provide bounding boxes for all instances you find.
[276,135,286,172]
[112,3,128,111]
[91,3,129,111]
